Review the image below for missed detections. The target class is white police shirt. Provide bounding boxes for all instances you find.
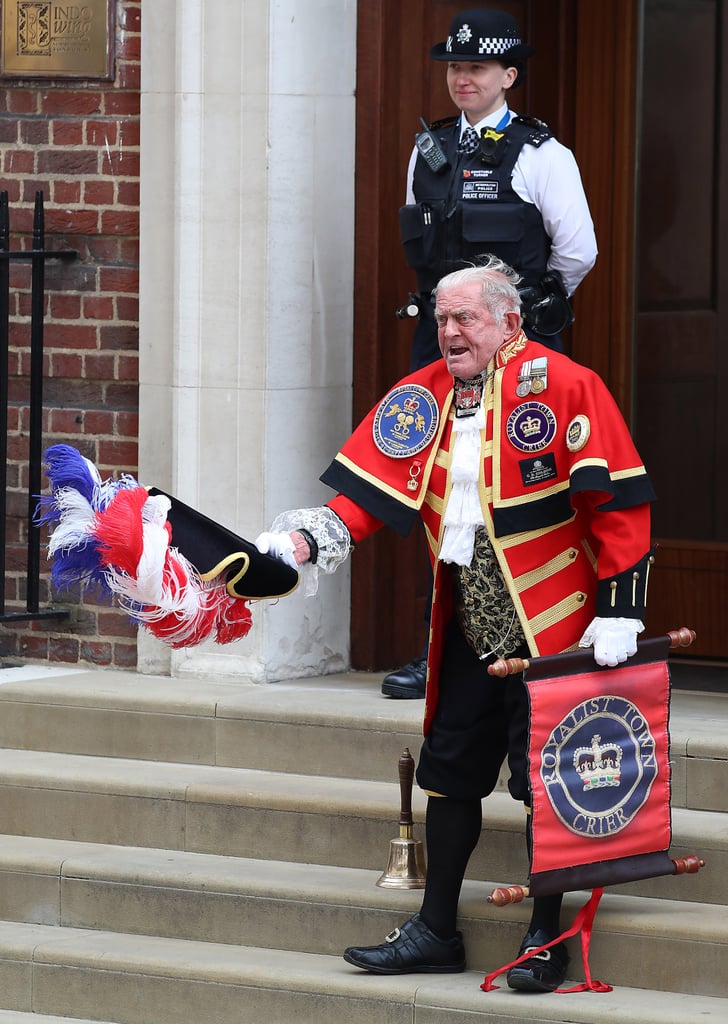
[405,102,597,297]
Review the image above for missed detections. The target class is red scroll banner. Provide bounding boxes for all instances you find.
[526,635,674,897]
[482,632,703,993]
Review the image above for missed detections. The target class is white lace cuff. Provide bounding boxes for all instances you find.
[270,506,353,596]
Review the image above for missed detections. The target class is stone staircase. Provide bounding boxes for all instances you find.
[0,660,725,1023]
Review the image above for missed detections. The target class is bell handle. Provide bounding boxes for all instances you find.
[399,748,415,828]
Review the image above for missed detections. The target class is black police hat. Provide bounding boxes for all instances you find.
[147,487,299,601]
[430,8,534,64]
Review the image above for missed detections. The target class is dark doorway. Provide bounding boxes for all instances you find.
[350,0,725,671]
[634,0,728,660]
[351,0,582,670]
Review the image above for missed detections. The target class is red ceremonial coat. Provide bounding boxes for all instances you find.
[321,333,654,733]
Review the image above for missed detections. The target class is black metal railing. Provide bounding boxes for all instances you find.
[0,189,77,623]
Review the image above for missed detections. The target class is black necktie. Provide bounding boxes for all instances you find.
[458,126,480,155]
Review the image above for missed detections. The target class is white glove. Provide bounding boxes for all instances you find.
[255,531,298,570]
[578,616,645,667]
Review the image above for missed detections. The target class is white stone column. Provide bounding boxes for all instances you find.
[138,0,356,680]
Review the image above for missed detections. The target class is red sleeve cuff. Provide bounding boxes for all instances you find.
[326,494,383,545]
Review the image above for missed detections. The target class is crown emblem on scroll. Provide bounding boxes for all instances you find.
[520,415,542,437]
[573,734,622,792]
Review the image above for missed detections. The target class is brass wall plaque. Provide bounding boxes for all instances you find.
[1,1,114,79]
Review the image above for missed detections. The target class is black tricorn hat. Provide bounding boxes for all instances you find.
[148,487,299,600]
[430,8,534,64]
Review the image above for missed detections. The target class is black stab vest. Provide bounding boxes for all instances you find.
[399,116,552,295]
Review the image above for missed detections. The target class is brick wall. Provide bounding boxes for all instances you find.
[0,1,141,669]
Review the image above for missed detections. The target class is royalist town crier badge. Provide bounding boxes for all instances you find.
[539,694,659,839]
[372,384,439,458]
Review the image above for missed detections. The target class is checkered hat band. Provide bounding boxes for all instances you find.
[446,35,521,55]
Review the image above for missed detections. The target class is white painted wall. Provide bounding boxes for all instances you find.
[138,0,356,680]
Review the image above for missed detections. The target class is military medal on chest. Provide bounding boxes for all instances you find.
[516,356,548,397]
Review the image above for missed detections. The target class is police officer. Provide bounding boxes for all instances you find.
[382,7,597,699]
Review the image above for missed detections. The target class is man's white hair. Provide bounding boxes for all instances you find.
[434,255,522,325]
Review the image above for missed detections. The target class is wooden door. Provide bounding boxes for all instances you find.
[633,0,728,658]
[350,1,641,669]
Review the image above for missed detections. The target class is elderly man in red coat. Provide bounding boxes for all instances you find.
[257,255,654,991]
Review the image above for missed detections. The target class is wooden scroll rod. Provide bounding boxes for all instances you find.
[487,627,696,679]
[487,855,706,906]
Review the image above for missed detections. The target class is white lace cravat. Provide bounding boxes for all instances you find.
[439,399,485,565]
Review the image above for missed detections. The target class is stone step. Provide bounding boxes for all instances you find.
[0,1015,116,1024]
[0,833,724,996]
[0,746,722,902]
[0,665,423,781]
[0,918,725,1023]
[0,666,725,812]
[0,1015,114,1024]
[0,663,725,1021]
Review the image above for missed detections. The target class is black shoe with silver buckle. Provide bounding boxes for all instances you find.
[381,655,427,699]
[506,929,569,992]
[343,913,465,974]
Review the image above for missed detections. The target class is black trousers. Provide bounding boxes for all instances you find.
[416,618,531,802]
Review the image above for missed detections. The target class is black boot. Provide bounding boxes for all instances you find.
[381,655,427,698]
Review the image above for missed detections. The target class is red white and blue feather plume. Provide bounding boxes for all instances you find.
[36,444,141,597]
[37,445,254,648]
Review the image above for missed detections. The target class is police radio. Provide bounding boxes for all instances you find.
[415,118,449,174]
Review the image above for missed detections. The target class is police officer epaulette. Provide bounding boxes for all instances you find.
[427,115,459,132]
[510,114,553,147]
